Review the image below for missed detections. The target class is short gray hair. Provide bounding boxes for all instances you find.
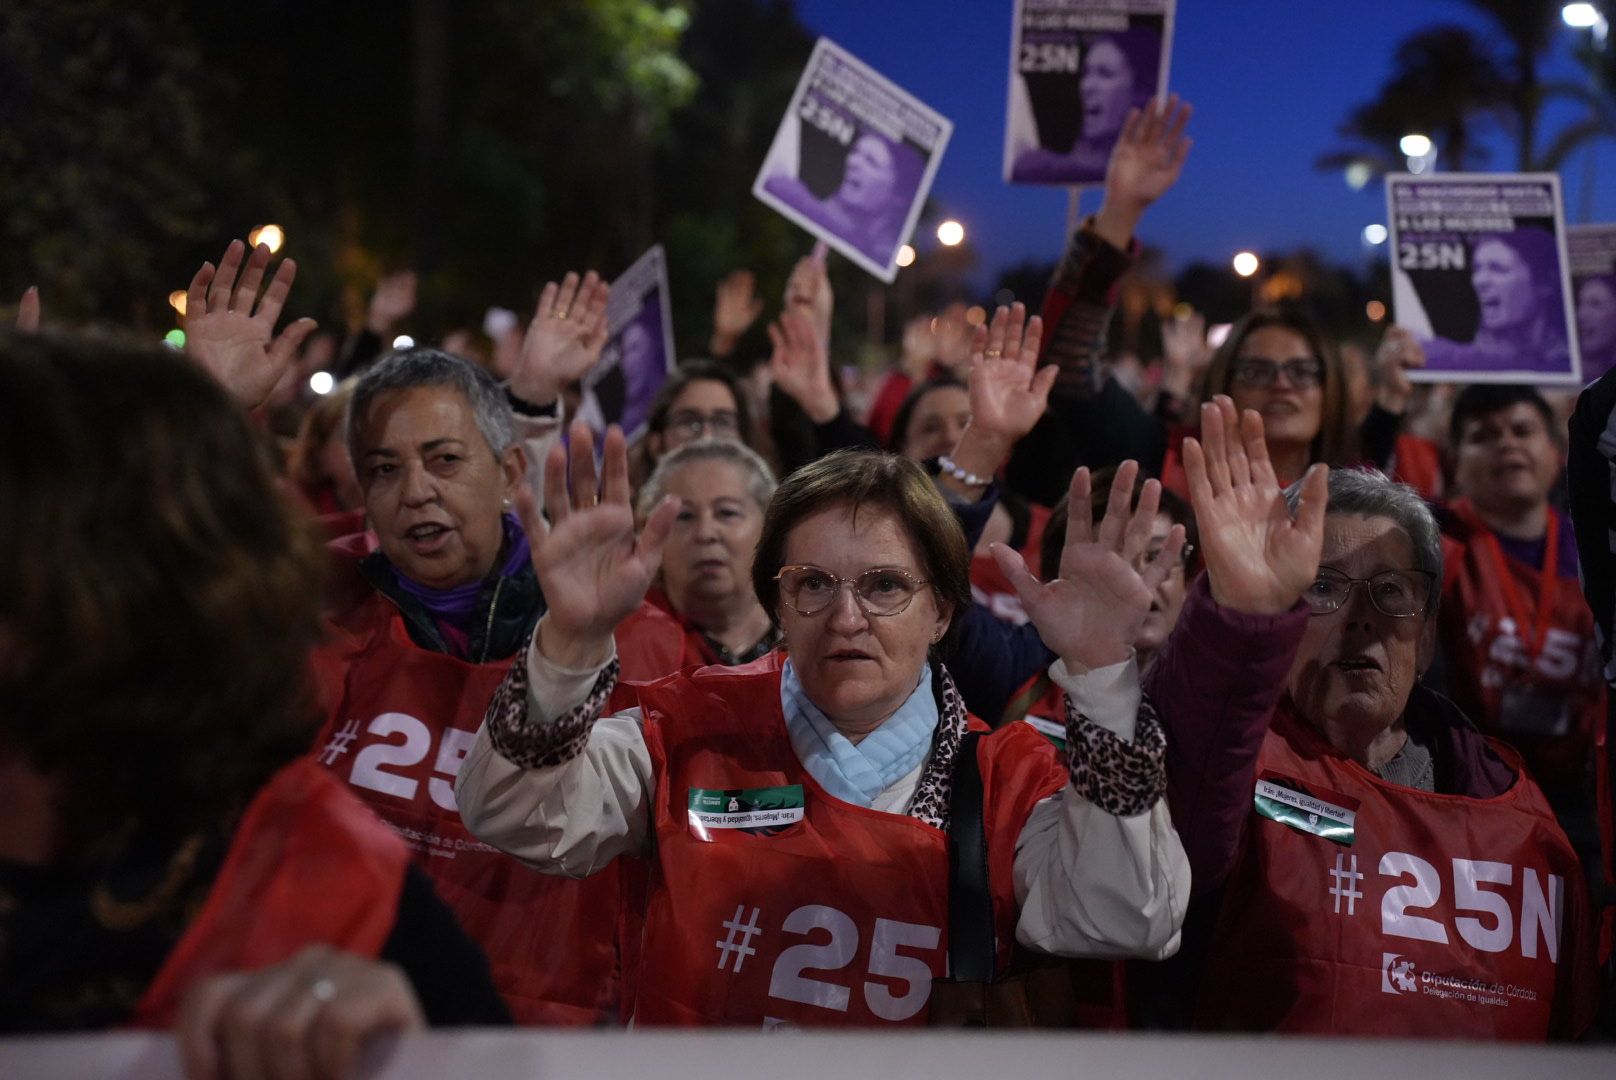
[637,438,776,519]
[1284,467,1443,614]
[347,349,515,464]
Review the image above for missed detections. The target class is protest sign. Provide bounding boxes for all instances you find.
[1567,223,1616,383]
[1002,0,1176,187]
[753,38,952,283]
[576,245,675,442]
[1387,174,1581,385]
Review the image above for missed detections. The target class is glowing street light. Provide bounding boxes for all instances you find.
[936,220,965,246]
[1232,251,1260,278]
[248,224,285,253]
[1344,162,1373,191]
[391,334,416,350]
[1563,3,1611,40]
[1363,224,1389,246]
[309,371,335,395]
[895,244,916,268]
[168,289,188,316]
[1399,134,1433,158]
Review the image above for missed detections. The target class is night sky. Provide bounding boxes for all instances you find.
[792,0,1616,285]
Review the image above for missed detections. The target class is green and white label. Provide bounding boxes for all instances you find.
[1022,714,1067,749]
[688,784,806,831]
[1253,778,1356,844]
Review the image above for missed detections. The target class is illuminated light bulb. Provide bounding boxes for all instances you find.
[1232,252,1260,278]
[936,220,965,246]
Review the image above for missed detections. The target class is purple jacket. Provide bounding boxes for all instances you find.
[1147,574,1518,896]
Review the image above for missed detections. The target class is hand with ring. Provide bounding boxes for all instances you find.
[176,944,424,1080]
[505,270,611,407]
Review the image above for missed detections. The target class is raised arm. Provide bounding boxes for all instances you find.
[184,240,318,409]
[16,286,40,332]
[1146,397,1326,891]
[456,422,679,876]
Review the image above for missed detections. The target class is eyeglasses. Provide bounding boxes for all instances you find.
[1231,357,1325,389]
[1136,542,1195,573]
[773,565,932,617]
[666,410,740,440]
[1304,567,1434,618]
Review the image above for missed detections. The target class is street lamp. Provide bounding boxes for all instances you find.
[895,244,916,267]
[309,371,335,395]
[1398,134,1432,157]
[1363,224,1389,246]
[168,289,188,316]
[937,220,965,246]
[1232,251,1260,278]
[248,224,285,253]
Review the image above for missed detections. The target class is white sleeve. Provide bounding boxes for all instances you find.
[456,629,656,879]
[1011,656,1190,960]
[512,399,564,509]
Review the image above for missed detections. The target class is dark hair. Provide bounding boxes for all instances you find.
[752,449,972,657]
[289,376,356,500]
[1448,384,1559,449]
[1198,309,1356,467]
[0,332,326,842]
[1082,26,1162,114]
[1039,468,1198,581]
[1474,229,1562,301]
[887,374,967,454]
[646,359,753,449]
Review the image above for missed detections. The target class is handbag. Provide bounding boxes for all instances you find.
[927,732,1081,1027]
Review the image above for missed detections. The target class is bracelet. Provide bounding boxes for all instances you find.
[937,454,992,488]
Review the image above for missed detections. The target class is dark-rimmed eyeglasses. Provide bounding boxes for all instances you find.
[773,565,932,617]
[1231,357,1324,389]
[666,409,740,440]
[1304,567,1433,618]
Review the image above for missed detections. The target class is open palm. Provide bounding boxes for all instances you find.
[185,240,317,408]
[1182,397,1328,615]
[992,462,1185,670]
[511,271,610,403]
[1104,95,1193,211]
[967,302,1055,442]
[517,422,678,655]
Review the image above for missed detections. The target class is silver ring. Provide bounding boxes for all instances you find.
[310,978,337,1004]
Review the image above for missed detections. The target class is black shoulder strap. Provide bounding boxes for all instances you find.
[947,730,996,983]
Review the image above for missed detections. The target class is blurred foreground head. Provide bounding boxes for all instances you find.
[0,332,325,848]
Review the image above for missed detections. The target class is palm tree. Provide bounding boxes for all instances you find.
[1460,0,1558,169]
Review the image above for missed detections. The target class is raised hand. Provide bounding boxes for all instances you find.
[1373,325,1426,414]
[16,286,40,332]
[900,313,938,379]
[965,302,1055,443]
[519,421,679,669]
[1182,396,1328,615]
[783,253,833,352]
[768,306,839,423]
[991,462,1185,670]
[366,270,418,336]
[509,271,611,406]
[176,944,422,1080]
[185,240,318,409]
[1094,95,1193,250]
[711,269,762,356]
[1159,309,1209,402]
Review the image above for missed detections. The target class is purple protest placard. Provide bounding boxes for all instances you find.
[1002,0,1176,188]
[1568,224,1616,383]
[1387,174,1582,385]
[576,245,675,442]
[753,38,952,283]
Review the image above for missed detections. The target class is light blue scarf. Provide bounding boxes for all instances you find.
[780,659,938,807]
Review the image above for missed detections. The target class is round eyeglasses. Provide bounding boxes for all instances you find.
[1304,567,1434,618]
[666,409,740,440]
[773,565,931,617]
[1231,357,1324,389]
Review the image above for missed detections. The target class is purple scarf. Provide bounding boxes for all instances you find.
[391,512,531,657]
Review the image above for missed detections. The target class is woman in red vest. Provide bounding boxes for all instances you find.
[618,439,780,671]
[458,409,1192,1026]
[1134,396,1597,1037]
[0,327,506,1074]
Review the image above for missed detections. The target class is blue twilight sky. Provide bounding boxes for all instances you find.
[791,0,1616,283]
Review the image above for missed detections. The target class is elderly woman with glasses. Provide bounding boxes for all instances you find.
[1115,397,1596,1038]
[456,422,1190,1027]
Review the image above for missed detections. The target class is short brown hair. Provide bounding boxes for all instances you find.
[752,450,971,656]
[0,331,327,844]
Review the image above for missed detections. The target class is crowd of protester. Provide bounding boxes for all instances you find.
[3,90,1615,1076]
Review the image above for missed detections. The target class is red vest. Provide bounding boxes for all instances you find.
[130,760,407,1027]
[1439,502,1604,790]
[310,595,624,1025]
[1197,705,1596,1039]
[967,503,1049,629]
[627,654,1065,1026]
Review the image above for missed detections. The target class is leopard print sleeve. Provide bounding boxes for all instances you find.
[484,644,621,770]
[1062,690,1167,818]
